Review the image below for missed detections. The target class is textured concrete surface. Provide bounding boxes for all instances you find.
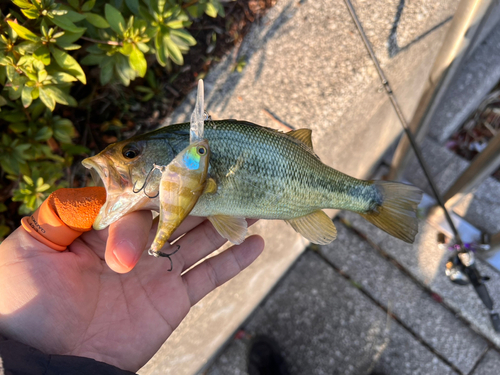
[136,0,500,373]
[470,349,500,375]
[321,221,488,374]
[208,251,458,375]
[339,207,500,349]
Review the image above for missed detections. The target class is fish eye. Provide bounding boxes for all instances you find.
[122,146,140,159]
[197,146,207,155]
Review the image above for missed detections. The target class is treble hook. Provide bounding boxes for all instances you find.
[132,164,160,198]
[148,245,181,272]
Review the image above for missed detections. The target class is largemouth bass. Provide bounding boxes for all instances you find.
[82,120,422,245]
[148,140,210,261]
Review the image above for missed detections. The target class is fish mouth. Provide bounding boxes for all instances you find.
[82,155,153,230]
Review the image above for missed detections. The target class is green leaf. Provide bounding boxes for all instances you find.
[9,122,28,133]
[21,7,39,20]
[15,41,41,54]
[170,29,196,47]
[211,0,225,17]
[38,87,55,110]
[50,16,87,33]
[61,143,90,155]
[187,4,205,18]
[38,69,48,82]
[21,86,34,108]
[81,0,96,12]
[166,20,185,29]
[99,59,113,85]
[0,96,7,107]
[129,46,146,77]
[84,13,110,28]
[34,125,53,141]
[80,53,104,65]
[125,0,140,15]
[0,56,11,66]
[105,4,126,36]
[115,55,134,86]
[13,0,33,8]
[51,47,86,84]
[60,44,81,51]
[120,42,134,56]
[155,32,167,67]
[51,71,78,83]
[33,45,50,65]
[23,175,33,185]
[36,183,51,193]
[7,21,40,42]
[8,85,24,101]
[205,3,218,18]
[164,34,183,65]
[43,85,72,105]
[55,30,85,46]
[68,0,80,10]
[53,119,75,143]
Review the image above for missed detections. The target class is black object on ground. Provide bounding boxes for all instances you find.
[247,335,290,375]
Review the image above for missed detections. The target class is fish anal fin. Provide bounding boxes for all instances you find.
[208,215,248,245]
[203,178,217,194]
[287,129,314,149]
[286,210,337,245]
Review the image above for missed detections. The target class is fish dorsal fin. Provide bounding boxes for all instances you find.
[287,129,314,149]
[203,178,218,194]
[208,215,247,245]
[286,210,337,245]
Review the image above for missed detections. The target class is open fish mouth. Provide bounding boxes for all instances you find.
[82,155,153,230]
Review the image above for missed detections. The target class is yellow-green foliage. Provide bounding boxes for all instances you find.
[0,0,224,238]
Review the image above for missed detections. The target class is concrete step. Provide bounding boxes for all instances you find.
[402,136,500,235]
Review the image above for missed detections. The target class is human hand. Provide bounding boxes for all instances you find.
[0,211,264,372]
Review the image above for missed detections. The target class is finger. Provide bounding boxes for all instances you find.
[177,219,258,272]
[105,210,153,273]
[183,235,264,306]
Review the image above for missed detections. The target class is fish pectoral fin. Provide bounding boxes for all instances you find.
[286,210,337,245]
[203,178,218,194]
[287,128,313,149]
[208,215,247,245]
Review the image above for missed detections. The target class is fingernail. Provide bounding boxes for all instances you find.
[113,240,138,269]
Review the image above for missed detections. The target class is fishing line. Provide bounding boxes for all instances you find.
[344,0,500,332]
[342,0,462,244]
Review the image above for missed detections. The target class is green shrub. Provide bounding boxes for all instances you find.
[0,0,225,239]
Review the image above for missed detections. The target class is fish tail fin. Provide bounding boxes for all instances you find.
[359,181,422,243]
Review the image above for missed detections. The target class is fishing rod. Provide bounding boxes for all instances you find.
[343,0,500,331]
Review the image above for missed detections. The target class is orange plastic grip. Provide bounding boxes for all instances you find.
[21,187,106,251]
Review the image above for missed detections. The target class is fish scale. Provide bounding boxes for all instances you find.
[133,120,374,218]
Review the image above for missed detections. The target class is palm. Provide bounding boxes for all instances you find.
[0,212,263,372]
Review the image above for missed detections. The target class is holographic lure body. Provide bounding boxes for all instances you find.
[148,140,210,259]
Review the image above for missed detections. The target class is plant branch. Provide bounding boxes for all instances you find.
[80,36,122,46]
